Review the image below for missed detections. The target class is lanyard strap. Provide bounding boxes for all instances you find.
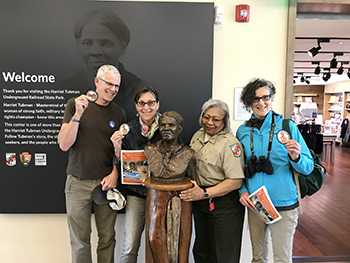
[250,115,275,160]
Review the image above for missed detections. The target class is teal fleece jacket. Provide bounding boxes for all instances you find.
[237,111,313,208]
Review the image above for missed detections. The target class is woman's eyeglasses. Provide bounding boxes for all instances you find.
[202,115,224,125]
[136,100,157,107]
[252,95,271,103]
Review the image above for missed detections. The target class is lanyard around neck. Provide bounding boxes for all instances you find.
[250,114,275,160]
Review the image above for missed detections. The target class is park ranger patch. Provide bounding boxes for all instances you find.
[230,143,242,157]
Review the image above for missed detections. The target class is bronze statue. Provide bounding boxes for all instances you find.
[144,111,194,263]
[144,111,194,184]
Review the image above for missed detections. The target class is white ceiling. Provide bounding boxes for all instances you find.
[294,3,350,85]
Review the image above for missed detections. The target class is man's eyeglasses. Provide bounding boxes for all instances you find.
[252,95,271,103]
[202,115,224,125]
[99,78,119,89]
[136,100,157,107]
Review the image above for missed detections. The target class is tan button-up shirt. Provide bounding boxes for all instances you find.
[190,128,244,187]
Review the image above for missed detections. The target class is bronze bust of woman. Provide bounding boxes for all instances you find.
[144,111,194,184]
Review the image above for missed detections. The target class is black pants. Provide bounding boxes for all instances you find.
[192,190,245,263]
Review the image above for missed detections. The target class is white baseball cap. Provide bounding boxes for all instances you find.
[93,184,126,211]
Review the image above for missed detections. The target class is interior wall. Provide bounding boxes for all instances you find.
[0,0,289,262]
[293,85,325,116]
[325,79,350,93]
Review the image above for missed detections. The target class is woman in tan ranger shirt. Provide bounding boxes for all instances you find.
[179,98,245,263]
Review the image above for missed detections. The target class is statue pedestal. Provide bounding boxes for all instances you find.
[144,177,193,263]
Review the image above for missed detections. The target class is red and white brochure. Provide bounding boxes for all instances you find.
[249,185,282,224]
[121,150,149,185]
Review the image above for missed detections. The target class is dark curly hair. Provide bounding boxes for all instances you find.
[240,78,276,112]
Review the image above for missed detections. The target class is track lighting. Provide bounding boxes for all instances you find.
[307,38,330,57]
[337,63,344,75]
[330,56,338,68]
[295,38,350,79]
[314,65,321,75]
[330,52,344,69]
[308,45,321,57]
[294,75,311,84]
[322,71,331,82]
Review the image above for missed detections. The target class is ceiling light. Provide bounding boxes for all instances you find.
[314,65,321,75]
[308,45,321,57]
[307,38,330,58]
[300,76,305,82]
[322,72,331,82]
[330,56,338,68]
[305,79,310,85]
[337,63,344,75]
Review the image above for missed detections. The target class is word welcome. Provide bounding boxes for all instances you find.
[2,72,55,83]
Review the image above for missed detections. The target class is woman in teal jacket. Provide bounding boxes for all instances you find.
[237,78,313,263]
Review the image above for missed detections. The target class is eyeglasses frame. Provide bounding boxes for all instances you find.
[99,78,120,89]
[136,100,157,107]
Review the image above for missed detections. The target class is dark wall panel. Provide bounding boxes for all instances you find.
[0,1,214,213]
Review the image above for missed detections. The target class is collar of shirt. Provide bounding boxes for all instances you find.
[198,128,227,145]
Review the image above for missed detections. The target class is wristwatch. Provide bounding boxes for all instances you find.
[71,117,80,123]
[203,188,210,199]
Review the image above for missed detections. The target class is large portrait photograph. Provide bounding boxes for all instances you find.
[0,0,214,212]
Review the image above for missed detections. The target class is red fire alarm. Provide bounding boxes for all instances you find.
[236,4,250,22]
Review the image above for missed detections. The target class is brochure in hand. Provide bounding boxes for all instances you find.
[121,150,149,185]
[248,185,282,224]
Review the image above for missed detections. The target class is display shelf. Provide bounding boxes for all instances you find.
[323,92,344,141]
[294,94,318,97]
[293,102,318,104]
[345,92,350,117]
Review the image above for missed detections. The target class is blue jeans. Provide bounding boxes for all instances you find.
[119,195,146,263]
[65,175,117,263]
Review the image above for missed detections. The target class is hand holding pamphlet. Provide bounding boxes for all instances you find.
[248,185,282,224]
[121,150,150,185]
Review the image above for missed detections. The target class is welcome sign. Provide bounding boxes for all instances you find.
[0,0,214,213]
